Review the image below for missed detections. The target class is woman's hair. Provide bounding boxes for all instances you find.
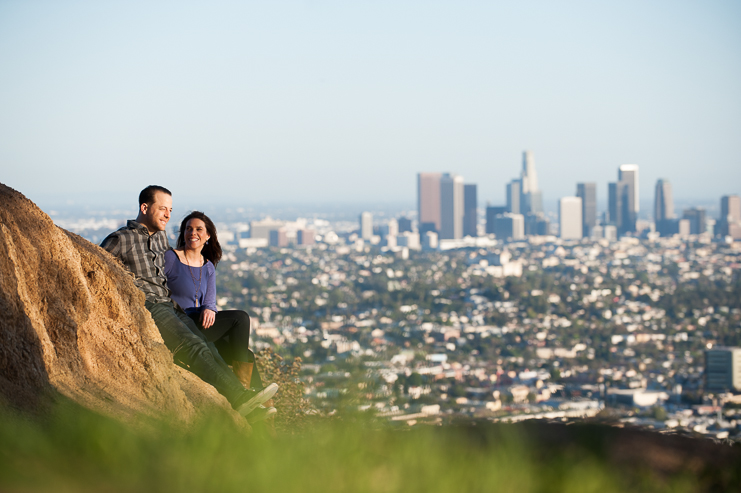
[176,211,223,267]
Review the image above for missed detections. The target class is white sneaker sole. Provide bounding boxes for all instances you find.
[237,383,279,417]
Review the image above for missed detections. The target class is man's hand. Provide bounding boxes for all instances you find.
[201,309,216,329]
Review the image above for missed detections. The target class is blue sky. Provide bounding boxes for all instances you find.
[1,0,739,210]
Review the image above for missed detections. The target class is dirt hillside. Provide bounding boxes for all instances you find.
[0,183,245,428]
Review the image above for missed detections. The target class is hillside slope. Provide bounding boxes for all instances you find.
[0,183,244,428]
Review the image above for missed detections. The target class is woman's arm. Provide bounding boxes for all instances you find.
[203,262,218,312]
[200,262,218,328]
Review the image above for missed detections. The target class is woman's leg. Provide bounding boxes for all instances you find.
[188,310,259,387]
[188,310,252,360]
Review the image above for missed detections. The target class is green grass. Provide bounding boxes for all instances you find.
[0,401,710,492]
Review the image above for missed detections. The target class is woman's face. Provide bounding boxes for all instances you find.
[184,218,211,251]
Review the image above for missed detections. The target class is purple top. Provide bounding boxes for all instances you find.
[164,249,217,315]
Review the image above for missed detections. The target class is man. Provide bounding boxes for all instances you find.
[101,185,277,423]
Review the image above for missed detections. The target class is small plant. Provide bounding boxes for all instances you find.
[256,347,313,432]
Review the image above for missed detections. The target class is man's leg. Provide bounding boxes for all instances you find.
[146,301,246,405]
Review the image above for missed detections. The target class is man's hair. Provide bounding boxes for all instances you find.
[139,185,172,206]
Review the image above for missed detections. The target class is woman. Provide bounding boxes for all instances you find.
[165,211,276,423]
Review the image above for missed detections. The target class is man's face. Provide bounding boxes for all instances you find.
[140,191,172,233]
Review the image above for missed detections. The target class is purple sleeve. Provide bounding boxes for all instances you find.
[203,261,218,312]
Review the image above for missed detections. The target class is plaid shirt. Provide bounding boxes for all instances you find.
[100,220,171,303]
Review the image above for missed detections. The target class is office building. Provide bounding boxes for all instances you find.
[576,182,597,237]
[719,195,741,239]
[654,179,676,236]
[250,218,285,240]
[721,195,741,223]
[705,346,741,391]
[418,173,442,234]
[485,205,507,235]
[269,228,289,247]
[607,182,622,228]
[618,164,639,234]
[520,151,543,214]
[440,173,464,240]
[493,213,524,241]
[654,179,674,222]
[603,225,617,241]
[524,212,550,236]
[397,231,421,250]
[359,212,373,240]
[463,184,477,237]
[398,216,413,233]
[296,229,315,246]
[682,208,706,235]
[559,196,583,240]
[422,231,438,250]
[381,218,398,238]
[506,179,522,214]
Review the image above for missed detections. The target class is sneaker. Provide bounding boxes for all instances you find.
[246,405,277,424]
[235,383,279,417]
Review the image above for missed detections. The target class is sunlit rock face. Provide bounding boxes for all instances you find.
[0,183,244,428]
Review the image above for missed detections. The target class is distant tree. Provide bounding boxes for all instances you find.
[651,406,667,422]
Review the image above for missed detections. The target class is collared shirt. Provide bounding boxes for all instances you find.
[100,220,171,303]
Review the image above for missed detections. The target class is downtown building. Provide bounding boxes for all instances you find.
[654,178,677,236]
[359,212,373,240]
[559,196,583,240]
[705,347,741,392]
[718,195,741,239]
[418,172,477,240]
[576,182,597,237]
[608,164,639,236]
[507,151,543,216]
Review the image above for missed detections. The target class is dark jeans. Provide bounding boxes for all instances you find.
[145,301,246,405]
[188,310,263,388]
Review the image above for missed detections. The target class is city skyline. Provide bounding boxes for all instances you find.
[1,2,739,207]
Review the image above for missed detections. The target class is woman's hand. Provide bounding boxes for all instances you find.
[201,309,216,329]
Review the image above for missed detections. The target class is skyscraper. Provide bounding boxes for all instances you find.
[576,182,597,237]
[654,179,676,237]
[463,184,477,237]
[618,164,639,234]
[559,197,583,240]
[359,212,373,240]
[493,213,524,241]
[705,346,741,391]
[607,182,622,227]
[506,179,521,214]
[440,173,464,239]
[520,151,543,214]
[682,208,706,235]
[654,179,674,222]
[719,195,741,239]
[418,173,442,234]
[485,205,507,235]
[398,217,413,233]
[722,195,741,223]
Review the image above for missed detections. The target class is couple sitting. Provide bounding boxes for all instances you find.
[101,185,277,424]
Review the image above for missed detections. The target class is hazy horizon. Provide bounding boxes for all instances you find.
[2,1,740,208]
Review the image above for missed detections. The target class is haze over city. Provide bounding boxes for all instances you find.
[1,1,740,208]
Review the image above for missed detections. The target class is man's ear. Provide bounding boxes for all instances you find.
[140,202,149,215]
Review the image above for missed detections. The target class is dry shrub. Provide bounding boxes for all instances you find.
[256,347,312,432]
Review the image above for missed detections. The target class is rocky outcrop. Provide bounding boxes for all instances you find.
[0,183,245,428]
